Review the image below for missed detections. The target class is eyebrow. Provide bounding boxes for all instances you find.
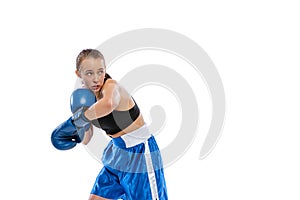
[83,67,104,72]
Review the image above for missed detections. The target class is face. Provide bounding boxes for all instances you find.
[76,57,106,93]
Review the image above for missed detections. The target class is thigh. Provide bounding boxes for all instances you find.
[121,171,153,199]
[90,167,125,199]
[121,137,168,200]
[88,194,110,200]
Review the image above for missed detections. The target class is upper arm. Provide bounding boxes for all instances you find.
[101,79,120,109]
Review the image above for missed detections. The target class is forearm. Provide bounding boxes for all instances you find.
[82,126,93,145]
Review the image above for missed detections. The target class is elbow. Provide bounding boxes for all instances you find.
[103,99,118,112]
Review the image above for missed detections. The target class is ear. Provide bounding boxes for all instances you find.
[75,70,81,78]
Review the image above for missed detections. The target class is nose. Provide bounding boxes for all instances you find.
[93,73,101,82]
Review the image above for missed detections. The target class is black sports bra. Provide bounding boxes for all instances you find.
[91,74,140,135]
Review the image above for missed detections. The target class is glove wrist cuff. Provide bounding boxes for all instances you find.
[72,106,90,127]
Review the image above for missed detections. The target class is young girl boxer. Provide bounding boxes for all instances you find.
[73,49,168,200]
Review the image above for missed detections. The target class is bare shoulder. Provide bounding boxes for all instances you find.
[105,78,118,85]
[107,78,117,84]
[102,79,118,91]
[103,78,130,99]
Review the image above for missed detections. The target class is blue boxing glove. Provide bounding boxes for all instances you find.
[70,88,96,113]
[51,117,82,150]
[72,106,90,128]
[70,88,96,135]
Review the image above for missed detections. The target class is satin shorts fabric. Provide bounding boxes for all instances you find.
[90,131,168,200]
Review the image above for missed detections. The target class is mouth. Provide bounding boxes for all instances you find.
[91,85,101,91]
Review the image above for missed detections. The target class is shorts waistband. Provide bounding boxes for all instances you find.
[112,124,151,149]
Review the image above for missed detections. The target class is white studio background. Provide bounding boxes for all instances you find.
[1,0,299,199]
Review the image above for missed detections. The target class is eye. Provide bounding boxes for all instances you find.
[86,72,94,76]
[97,70,104,75]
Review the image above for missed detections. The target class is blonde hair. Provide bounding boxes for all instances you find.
[76,49,105,71]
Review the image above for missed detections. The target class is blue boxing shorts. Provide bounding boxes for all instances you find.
[90,125,168,200]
